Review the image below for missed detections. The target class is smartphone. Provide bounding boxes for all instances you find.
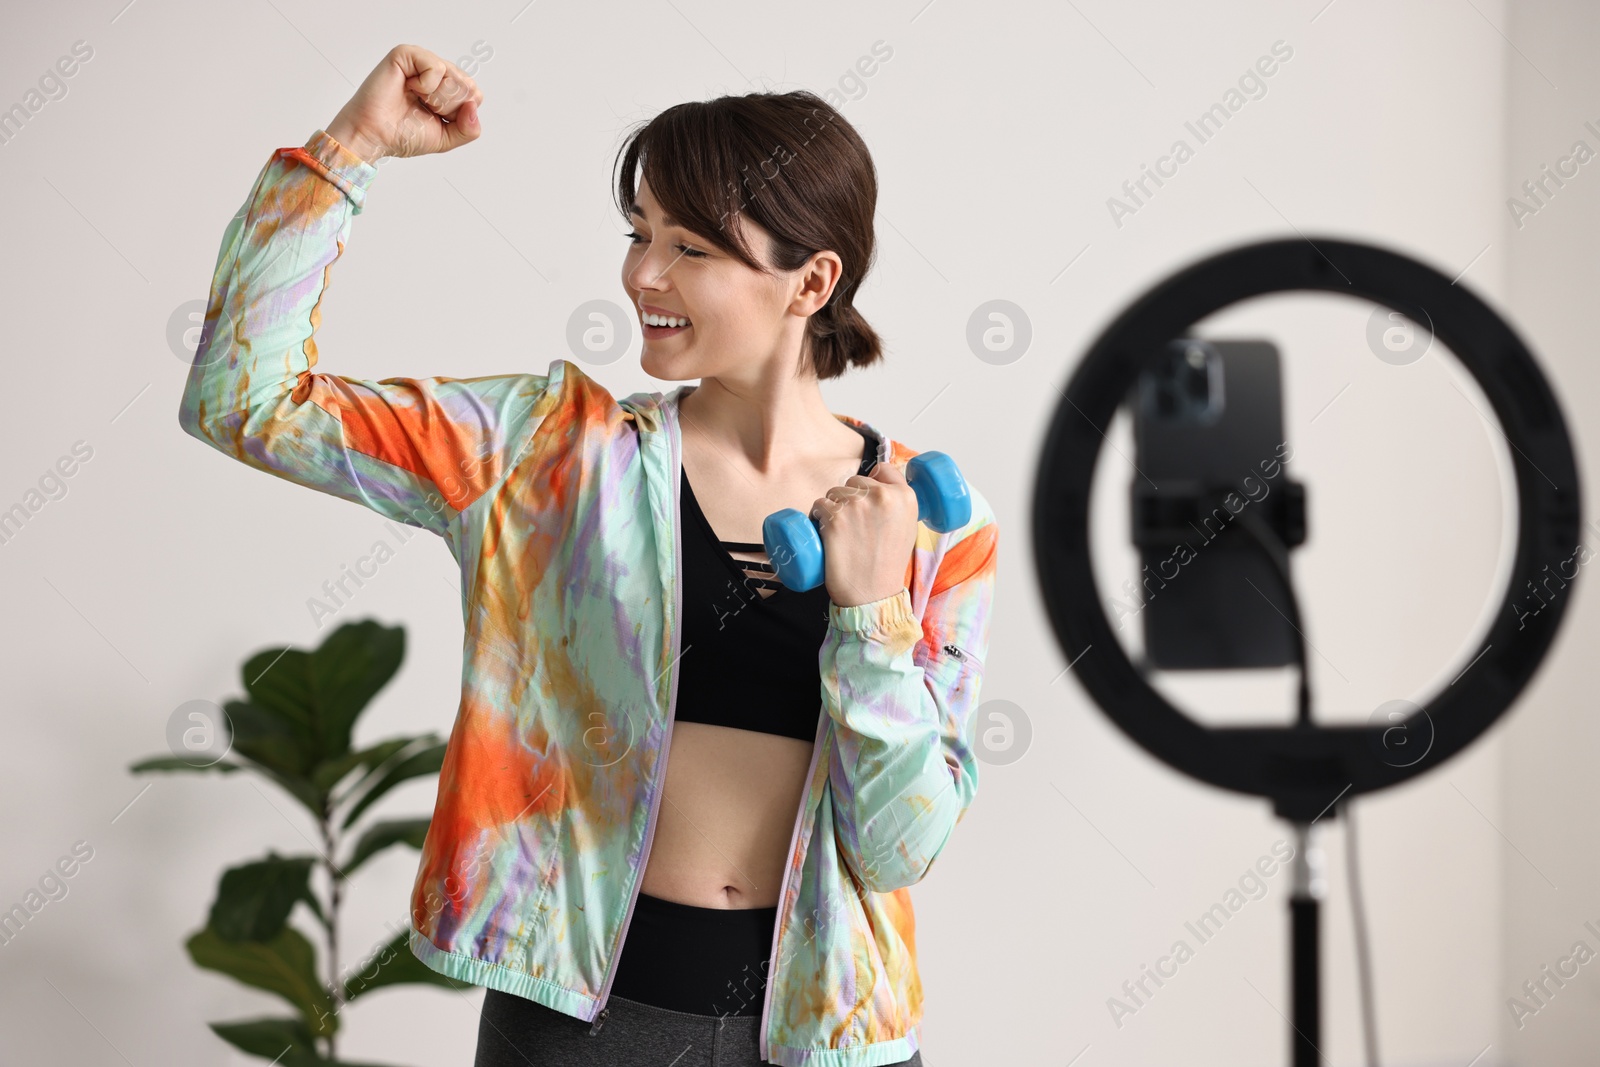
[1127,338,1306,670]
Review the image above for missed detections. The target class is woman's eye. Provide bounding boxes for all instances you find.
[624,231,706,258]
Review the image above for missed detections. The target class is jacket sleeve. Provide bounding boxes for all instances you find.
[178,129,569,538]
[820,484,999,893]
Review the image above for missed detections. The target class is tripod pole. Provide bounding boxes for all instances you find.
[1288,820,1326,1067]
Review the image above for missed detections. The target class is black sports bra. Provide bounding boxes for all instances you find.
[674,423,879,742]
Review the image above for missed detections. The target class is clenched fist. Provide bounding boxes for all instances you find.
[325,44,484,164]
[812,461,921,609]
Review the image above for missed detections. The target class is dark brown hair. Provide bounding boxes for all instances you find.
[613,90,883,380]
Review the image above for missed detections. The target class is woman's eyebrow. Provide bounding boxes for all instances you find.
[629,202,683,229]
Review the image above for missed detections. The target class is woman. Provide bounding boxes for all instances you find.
[182,44,998,1067]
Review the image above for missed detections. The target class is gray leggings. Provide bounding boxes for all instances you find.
[474,988,926,1067]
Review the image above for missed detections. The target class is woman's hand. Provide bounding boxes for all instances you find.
[812,462,920,609]
[325,44,484,164]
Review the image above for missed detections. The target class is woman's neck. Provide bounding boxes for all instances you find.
[678,376,861,479]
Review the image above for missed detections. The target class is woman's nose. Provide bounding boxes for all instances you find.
[627,245,672,291]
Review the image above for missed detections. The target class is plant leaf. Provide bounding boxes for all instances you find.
[128,755,243,774]
[308,621,406,762]
[343,929,475,1001]
[313,734,432,797]
[186,924,338,1038]
[208,1017,402,1067]
[239,621,406,774]
[251,761,328,820]
[208,1015,317,1059]
[340,742,447,830]
[209,853,319,943]
[236,646,321,764]
[333,735,442,809]
[298,879,328,930]
[341,818,431,880]
[207,1017,399,1067]
[240,645,319,744]
[225,698,320,781]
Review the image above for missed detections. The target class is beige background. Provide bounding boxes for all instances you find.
[0,0,1594,1064]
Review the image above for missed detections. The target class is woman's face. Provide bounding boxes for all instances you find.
[621,176,833,383]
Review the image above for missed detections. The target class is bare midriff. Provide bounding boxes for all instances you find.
[639,721,814,908]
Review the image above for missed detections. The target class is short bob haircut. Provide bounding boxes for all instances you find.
[613,90,883,381]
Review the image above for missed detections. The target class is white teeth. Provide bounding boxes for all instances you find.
[643,312,690,328]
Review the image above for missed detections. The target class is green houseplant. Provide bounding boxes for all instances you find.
[131,618,472,1065]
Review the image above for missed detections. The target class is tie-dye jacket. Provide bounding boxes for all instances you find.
[179,129,1000,1067]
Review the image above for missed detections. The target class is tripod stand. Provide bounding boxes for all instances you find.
[1130,487,1353,1067]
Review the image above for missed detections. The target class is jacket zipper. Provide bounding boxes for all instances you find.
[760,421,891,1062]
[759,697,828,1061]
[941,643,984,673]
[588,397,688,1038]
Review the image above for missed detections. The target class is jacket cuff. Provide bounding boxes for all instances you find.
[828,587,919,638]
[293,129,380,214]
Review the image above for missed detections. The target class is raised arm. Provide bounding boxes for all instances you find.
[178,46,561,538]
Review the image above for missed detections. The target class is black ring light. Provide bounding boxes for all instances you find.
[1033,237,1581,822]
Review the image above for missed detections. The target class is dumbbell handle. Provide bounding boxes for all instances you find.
[760,451,971,593]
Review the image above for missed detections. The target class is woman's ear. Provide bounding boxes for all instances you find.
[795,250,844,315]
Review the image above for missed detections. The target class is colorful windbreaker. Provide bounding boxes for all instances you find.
[179,129,1000,1067]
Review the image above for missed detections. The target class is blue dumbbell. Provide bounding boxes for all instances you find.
[761,451,971,592]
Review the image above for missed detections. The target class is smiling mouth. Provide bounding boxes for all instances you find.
[642,317,691,335]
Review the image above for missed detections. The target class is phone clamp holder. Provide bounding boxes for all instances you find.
[1130,479,1307,551]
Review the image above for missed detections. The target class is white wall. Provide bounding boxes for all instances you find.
[1499,0,1600,1061]
[1,1,1583,1064]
